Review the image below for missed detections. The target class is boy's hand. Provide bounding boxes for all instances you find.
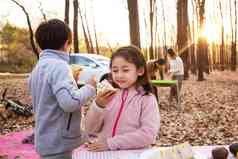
[86,139,109,152]
[87,75,97,88]
[95,90,116,108]
[71,65,82,82]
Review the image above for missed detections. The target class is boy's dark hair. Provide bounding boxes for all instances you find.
[212,147,228,159]
[110,45,154,96]
[35,19,72,50]
[167,48,176,56]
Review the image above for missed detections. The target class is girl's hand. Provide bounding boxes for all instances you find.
[87,75,97,88]
[95,90,116,108]
[87,139,109,152]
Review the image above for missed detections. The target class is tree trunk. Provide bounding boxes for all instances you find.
[231,0,237,71]
[190,44,196,74]
[177,0,189,79]
[93,20,99,54]
[219,1,225,71]
[64,0,70,25]
[161,0,167,50]
[143,10,149,60]
[197,37,207,81]
[127,0,141,48]
[195,0,207,81]
[106,40,113,54]
[212,43,217,70]
[73,0,79,53]
[190,0,197,74]
[149,0,155,59]
[85,14,94,53]
[10,0,39,59]
[79,7,91,53]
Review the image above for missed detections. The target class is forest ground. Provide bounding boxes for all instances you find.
[0,71,237,146]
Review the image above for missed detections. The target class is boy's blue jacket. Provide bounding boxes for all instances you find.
[28,49,96,156]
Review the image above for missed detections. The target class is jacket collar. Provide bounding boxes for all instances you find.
[39,49,70,63]
[120,86,145,102]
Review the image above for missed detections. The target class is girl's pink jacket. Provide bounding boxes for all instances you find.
[84,87,160,150]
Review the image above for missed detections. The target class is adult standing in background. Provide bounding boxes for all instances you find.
[167,48,184,103]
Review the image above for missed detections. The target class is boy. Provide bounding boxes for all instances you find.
[29,19,96,159]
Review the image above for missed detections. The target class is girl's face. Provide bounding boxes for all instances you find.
[111,56,144,89]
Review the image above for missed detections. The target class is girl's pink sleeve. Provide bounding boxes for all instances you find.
[84,101,106,133]
[107,95,160,150]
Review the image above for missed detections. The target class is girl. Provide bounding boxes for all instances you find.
[84,45,160,151]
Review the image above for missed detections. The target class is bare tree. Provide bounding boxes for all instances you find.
[194,0,207,81]
[177,0,189,79]
[149,0,156,59]
[230,0,237,71]
[229,0,233,69]
[160,0,167,49]
[234,0,237,70]
[208,2,219,70]
[64,0,70,25]
[190,0,197,74]
[154,4,158,59]
[37,0,47,21]
[127,0,141,48]
[92,15,100,54]
[142,8,149,60]
[219,1,225,71]
[84,14,94,53]
[79,6,91,53]
[73,0,79,52]
[10,0,39,59]
[106,40,113,54]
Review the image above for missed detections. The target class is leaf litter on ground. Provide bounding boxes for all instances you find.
[0,71,237,146]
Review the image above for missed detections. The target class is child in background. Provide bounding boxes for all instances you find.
[29,19,96,159]
[147,58,166,80]
[146,58,166,101]
[84,45,160,151]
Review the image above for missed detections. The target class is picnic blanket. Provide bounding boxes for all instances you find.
[0,129,39,159]
[0,130,235,159]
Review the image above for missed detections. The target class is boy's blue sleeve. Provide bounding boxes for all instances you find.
[50,63,96,112]
[27,74,31,94]
[27,74,36,113]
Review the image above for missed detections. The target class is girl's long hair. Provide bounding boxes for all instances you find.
[110,45,154,96]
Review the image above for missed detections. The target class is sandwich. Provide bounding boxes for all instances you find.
[70,64,83,78]
[97,80,117,94]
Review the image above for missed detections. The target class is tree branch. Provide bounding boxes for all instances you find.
[10,0,39,59]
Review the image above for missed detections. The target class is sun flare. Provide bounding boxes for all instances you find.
[200,23,220,44]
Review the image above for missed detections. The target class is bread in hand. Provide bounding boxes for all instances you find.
[70,64,83,78]
[97,80,116,94]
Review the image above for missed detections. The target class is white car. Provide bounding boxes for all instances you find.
[69,53,110,83]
